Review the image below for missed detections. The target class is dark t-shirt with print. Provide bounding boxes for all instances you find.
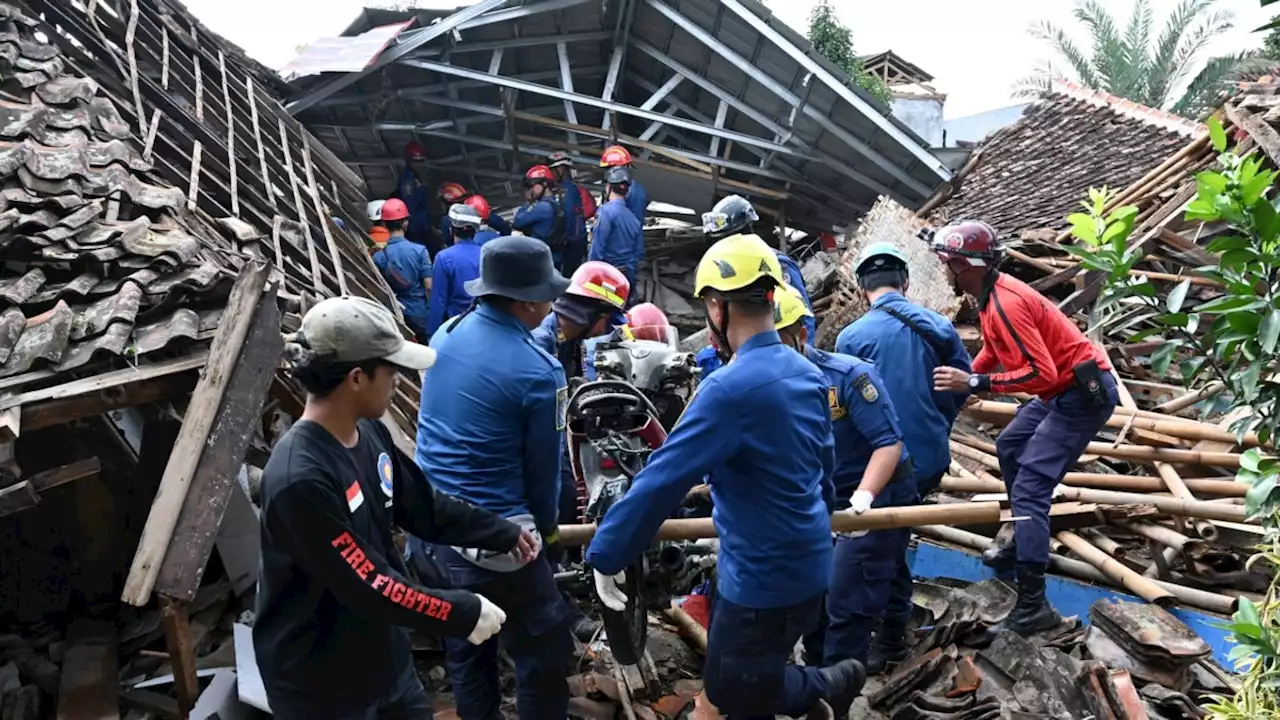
[253,418,520,715]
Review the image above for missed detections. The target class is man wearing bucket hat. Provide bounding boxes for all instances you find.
[254,296,533,720]
[835,242,972,674]
[410,236,575,719]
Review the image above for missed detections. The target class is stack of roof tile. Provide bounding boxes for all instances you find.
[0,3,233,379]
[929,81,1203,239]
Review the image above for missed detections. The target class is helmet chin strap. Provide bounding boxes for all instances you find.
[704,302,734,363]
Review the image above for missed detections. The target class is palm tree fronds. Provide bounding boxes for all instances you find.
[1166,9,1237,90]
[1075,0,1127,92]
[1029,19,1103,90]
[1120,0,1155,96]
[1012,61,1063,100]
[1170,51,1275,118]
[1148,0,1220,103]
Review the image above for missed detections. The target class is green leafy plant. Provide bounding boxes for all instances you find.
[806,1,892,105]
[1071,117,1280,717]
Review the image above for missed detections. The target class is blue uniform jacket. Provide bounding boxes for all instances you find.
[803,346,909,502]
[415,304,567,535]
[835,292,971,481]
[625,179,649,224]
[442,215,511,247]
[589,199,644,285]
[373,236,432,324]
[558,179,587,245]
[587,331,835,609]
[513,200,556,242]
[425,239,481,338]
[474,228,502,246]
[531,313,582,379]
[777,253,817,346]
[695,345,722,380]
[396,168,433,245]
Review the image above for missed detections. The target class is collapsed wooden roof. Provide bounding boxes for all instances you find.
[0,0,424,617]
[922,80,1205,241]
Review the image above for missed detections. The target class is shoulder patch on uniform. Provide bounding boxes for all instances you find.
[828,386,848,420]
[853,372,879,403]
[377,452,393,498]
[556,386,568,431]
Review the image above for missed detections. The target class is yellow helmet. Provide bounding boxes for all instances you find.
[773,284,813,331]
[693,233,786,297]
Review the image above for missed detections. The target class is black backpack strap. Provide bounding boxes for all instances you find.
[875,304,948,365]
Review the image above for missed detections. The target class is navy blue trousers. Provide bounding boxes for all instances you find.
[267,661,432,720]
[997,377,1117,565]
[706,590,829,718]
[882,471,944,624]
[410,545,572,720]
[561,239,586,277]
[823,479,918,665]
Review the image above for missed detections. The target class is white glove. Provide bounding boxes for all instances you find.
[594,569,628,612]
[850,490,875,514]
[1051,483,1067,499]
[466,593,507,645]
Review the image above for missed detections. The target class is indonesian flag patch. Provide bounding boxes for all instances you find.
[346,481,365,513]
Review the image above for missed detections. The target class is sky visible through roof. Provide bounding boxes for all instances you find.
[183,0,1271,119]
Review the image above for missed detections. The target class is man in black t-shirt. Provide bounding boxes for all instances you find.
[255,296,538,720]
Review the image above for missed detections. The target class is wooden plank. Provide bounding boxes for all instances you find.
[20,374,196,433]
[30,458,101,493]
[246,77,277,212]
[124,0,145,136]
[302,135,349,294]
[186,141,202,212]
[218,50,239,218]
[119,688,180,719]
[121,263,270,606]
[0,351,207,413]
[1226,102,1280,168]
[155,282,282,601]
[0,481,38,518]
[160,597,200,715]
[56,619,118,720]
[278,118,326,293]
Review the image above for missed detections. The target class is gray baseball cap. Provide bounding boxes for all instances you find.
[298,296,436,370]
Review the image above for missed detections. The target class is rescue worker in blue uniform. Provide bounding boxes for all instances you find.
[372,198,433,342]
[588,166,645,292]
[513,165,566,270]
[531,261,630,381]
[703,194,816,343]
[425,204,485,338]
[600,145,648,224]
[440,189,512,246]
[771,282,917,673]
[410,236,574,720]
[586,233,865,719]
[395,141,437,253]
[835,242,972,673]
[549,152,589,275]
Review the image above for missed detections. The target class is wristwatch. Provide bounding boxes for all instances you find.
[968,374,990,392]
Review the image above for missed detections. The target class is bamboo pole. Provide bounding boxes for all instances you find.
[1056,530,1177,605]
[950,440,1001,471]
[965,400,1260,448]
[915,526,1237,615]
[1154,463,1218,541]
[1056,486,1249,522]
[1154,382,1226,414]
[1035,257,1223,287]
[1119,520,1195,551]
[1082,441,1241,468]
[665,601,708,652]
[556,502,1005,546]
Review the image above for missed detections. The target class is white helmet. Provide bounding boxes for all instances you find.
[366,199,386,222]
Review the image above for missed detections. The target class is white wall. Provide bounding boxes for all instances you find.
[891,95,945,147]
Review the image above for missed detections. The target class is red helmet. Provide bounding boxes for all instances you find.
[438,182,467,202]
[404,141,427,161]
[599,145,633,167]
[463,193,491,222]
[931,220,1000,265]
[380,198,409,222]
[525,164,555,185]
[566,261,630,310]
[623,303,672,342]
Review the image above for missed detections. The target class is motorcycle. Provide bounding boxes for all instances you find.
[564,324,708,691]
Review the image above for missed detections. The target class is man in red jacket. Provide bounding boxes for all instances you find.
[929,220,1118,637]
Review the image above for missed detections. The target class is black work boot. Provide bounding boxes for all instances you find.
[981,542,1017,577]
[818,658,866,719]
[1002,562,1061,636]
[865,616,909,675]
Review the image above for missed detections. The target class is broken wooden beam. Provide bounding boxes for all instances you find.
[123,262,271,606]
[160,597,200,716]
[0,458,101,519]
[155,279,283,601]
